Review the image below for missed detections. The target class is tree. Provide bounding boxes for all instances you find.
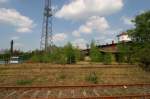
[130,11,150,71]
[64,43,76,64]
[117,41,135,64]
[90,41,102,62]
[74,48,84,61]
[103,53,112,65]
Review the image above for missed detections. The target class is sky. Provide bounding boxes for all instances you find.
[0,0,150,51]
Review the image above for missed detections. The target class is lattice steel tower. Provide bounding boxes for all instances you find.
[40,0,53,52]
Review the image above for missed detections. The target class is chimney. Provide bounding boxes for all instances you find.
[10,40,14,56]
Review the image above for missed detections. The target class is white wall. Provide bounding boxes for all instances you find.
[119,34,131,42]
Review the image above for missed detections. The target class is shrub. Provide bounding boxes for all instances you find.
[75,48,84,61]
[90,42,102,62]
[30,54,41,63]
[139,48,150,71]
[116,53,125,63]
[29,43,79,64]
[103,53,112,65]
[64,43,76,64]
[48,48,67,64]
[41,54,51,63]
[85,72,98,84]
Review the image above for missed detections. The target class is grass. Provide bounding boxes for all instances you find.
[0,63,149,86]
[16,79,33,85]
[85,72,98,84]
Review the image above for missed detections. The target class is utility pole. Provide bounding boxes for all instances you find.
[40,0,53,52]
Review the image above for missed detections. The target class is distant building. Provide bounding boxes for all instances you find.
[81,32,132,62]
[117,32,131,42]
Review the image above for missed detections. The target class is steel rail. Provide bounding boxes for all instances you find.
[0,83,150,89]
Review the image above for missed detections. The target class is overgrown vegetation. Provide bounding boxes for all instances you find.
[90,41,102,62]
[103,53,112,65]
[29,43,83,64]
[85,72,98,84]
[118,11,150,71]
[117,42,135,64]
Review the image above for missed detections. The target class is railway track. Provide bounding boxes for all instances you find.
[0,84,150,99]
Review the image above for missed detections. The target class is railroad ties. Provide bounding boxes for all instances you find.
[0,84,150,99]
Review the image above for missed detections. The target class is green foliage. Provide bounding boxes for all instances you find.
[90,41,102,62]
[116,53,125,63]
[131,11,150,43]
[117,42,135,64]
[74,48,84,61]
[49,48,67,64]
[138,46,150,71]
[85,72,98,84]
[41,54,51,63]
[128,11,150,70]
[103,53,112,65]
[64,43,76,64]
[16,79,33,85]
[30,54,42,63]
[30,43,81,64]
[20,53,32,61]
[0,49,11,61]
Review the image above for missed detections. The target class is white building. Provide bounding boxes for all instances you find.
[117,32,131,42]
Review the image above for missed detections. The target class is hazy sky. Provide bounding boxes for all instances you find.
[0,0,150,51]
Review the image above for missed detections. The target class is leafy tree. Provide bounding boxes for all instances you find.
[64,43,76,64]
[129,11,150,70]
[49,47,66,64]
[103,53,112,65]
[74,48,84,61]
[30,54,41,63]
[90,41,102,62]
[117,42,135,64]
[116,53,125,63]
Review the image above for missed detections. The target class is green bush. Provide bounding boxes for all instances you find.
[29,43,81,64]
[75,48,84,61]
[41,54,51,63]
[30,54,41,63]
[90,42,102,62]
[48,48,67,64]
[103,53,112,65]
[116,53,125,63]
[139,48,150,71]
[64,43,76,64]
[85,72,98,84]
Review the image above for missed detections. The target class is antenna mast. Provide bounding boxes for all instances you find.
[40,0,53,52]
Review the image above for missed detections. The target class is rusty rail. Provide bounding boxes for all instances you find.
[1,84,150,99]
[0,83,150,89]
